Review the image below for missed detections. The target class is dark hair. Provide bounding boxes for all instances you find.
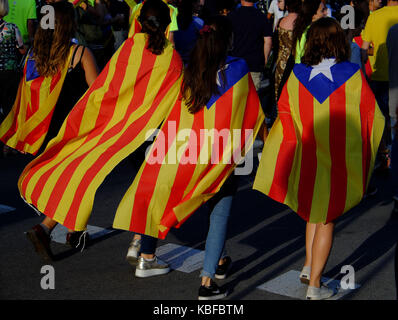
[176,0,194,30]
[285,0,302,13]
[138,0,171,55]
[292,0,321,56]
[33,1,76,77]
[301,17,350,66]
[216,0,236,14]
[182,15,233,114]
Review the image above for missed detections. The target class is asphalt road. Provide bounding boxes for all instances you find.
[1,146,397,301]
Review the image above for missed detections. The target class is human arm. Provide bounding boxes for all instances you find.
[264,36,272,66]
[80,47,99,87]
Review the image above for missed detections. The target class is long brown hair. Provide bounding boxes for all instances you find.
[292,0,321,56]
[138,0,171,55]
[33,1,76,77]
[301,17,350,66]
[182,15,233,114]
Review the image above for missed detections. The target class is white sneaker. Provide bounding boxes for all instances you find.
[306,285,335,300]
[126,238,141,266]
[299,266,311,284]
[135,256,170,278]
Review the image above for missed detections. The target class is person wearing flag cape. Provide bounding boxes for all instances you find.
[0,1,98,157]
[18,0,182,260]
[253,17,385,300]
[121,15,264,300]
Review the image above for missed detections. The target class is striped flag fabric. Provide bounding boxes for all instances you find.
[253,61,384,223]
[0,48,75,155]
[354,36,373,79]
[128,0,177,39]
[18,33,183,232]
[113,57,265,239]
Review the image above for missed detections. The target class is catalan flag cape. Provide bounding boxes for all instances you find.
[113,57,265,239]
[253,61,384,223]
[128,0,177,39]
[18,33,183,231]
[0,47,75,155]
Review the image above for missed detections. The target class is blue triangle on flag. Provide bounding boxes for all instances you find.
[293,61,360,104]
[206,56,249,109]
[26,52,40,82]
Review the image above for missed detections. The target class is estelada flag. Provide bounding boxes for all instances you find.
[18,33,183,231]
[354,36,373,79]
[0,47,75,155]
[253,61,384,224]
[128,0,177,39]
[113,57,265,239]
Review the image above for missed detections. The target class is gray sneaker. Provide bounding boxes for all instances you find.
[306,285,335,300]
[126,238,141,266]
[135,256,170,278]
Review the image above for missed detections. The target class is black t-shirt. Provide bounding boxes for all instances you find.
[227,6,272,72]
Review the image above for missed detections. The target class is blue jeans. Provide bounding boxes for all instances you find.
[200,195,233,279]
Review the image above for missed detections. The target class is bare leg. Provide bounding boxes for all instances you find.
[41,216,57,231]
[304,222,317,267]
[309,222,335,288]
[201,276,211,287]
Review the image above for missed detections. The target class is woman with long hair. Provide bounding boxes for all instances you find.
[254,17,384,299]
[122,14,264,300]
[19,0,183,261]
[292,0,327,63]
[274,0,326,103]
[0,0,98,156]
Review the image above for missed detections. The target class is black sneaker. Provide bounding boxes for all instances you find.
[66,231,89,251]
[198,280,228,300]
[215,256,232,280]
[26,224,53,261]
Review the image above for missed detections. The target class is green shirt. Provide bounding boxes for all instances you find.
[295,26,310,64]
[4,0,37,44]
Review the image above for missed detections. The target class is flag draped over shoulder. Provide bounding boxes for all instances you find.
[18,34,183,231]
[113,57,265,239]
[253,61,384,224]
[0,48,74,155]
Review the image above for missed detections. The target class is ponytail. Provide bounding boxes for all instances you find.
[139,0,171,55]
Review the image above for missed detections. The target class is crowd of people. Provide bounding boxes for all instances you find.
[0,0,397,300]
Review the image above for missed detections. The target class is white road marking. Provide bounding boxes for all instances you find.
[156,243,205,273]
[257,270,360,300]
[51,224,115,244]
[0,204,16,214]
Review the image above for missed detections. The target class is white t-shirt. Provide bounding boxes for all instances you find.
[268,0,285,31]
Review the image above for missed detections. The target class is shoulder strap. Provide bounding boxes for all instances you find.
[69,45,83,71]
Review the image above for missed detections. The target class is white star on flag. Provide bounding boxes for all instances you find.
[309,58,336,82]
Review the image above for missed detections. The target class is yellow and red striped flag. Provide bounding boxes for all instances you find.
[18,33,183,231]
[113,57,265,239]
[253,61,384,223]
[0,48,75,155]
[128,0,178,39]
